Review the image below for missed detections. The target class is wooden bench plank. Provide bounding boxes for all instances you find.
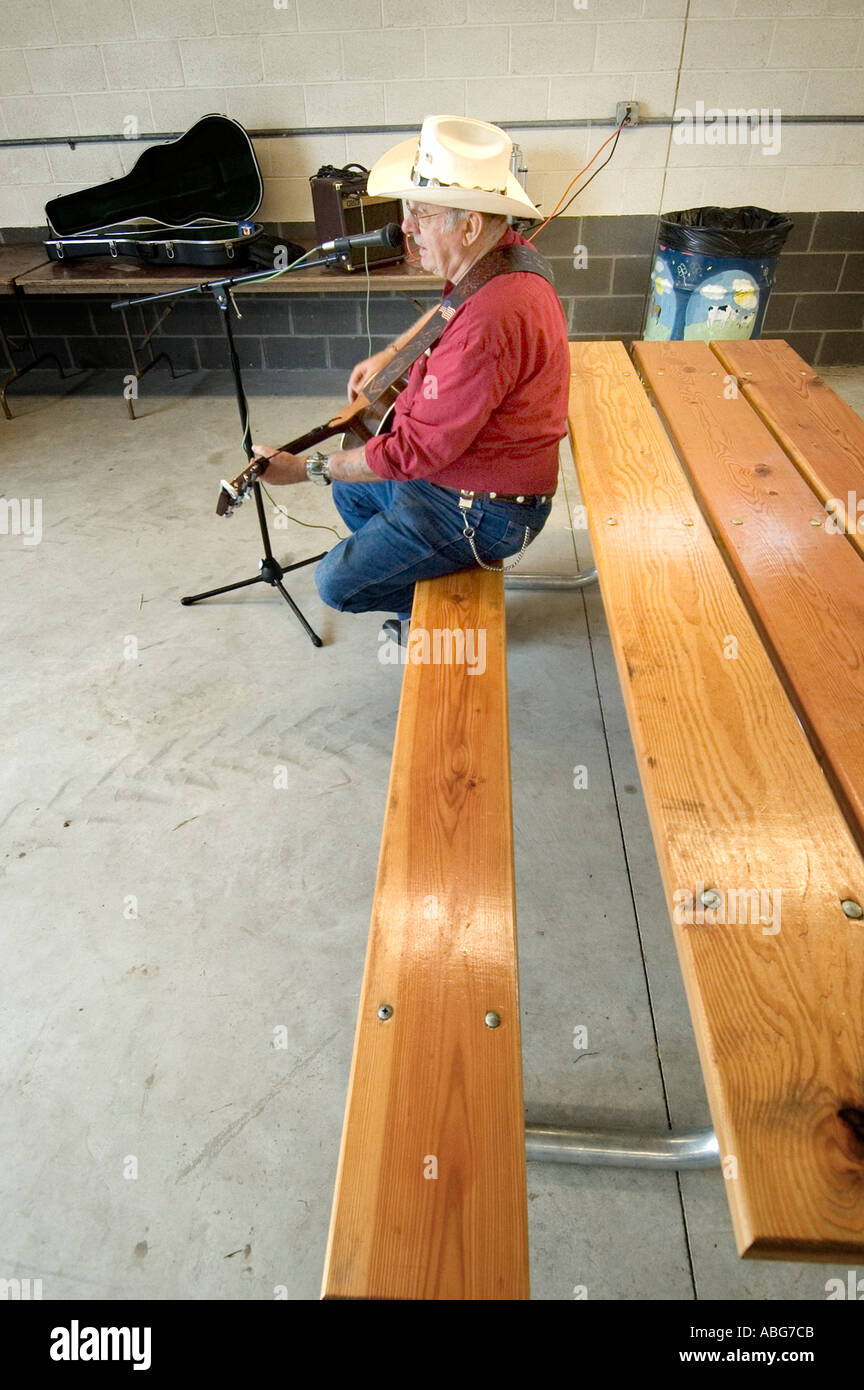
[633,338,864,858]
[710,339,864,562]
[321,569,529,1300]
[568,340,864,1261]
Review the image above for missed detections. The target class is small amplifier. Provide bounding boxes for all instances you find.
[310,164,404,272]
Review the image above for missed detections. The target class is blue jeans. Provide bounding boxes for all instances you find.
[314,478,552,620]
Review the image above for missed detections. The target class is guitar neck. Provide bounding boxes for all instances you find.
[216,380,403,516]
[272,392,371,459]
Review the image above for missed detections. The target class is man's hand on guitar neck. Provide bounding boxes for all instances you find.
[251,443,306,485]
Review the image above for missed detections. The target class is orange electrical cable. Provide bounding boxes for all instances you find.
[527,118,628,241]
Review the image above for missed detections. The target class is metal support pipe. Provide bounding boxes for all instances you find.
[505,568,598,591]
[525,1123,719,1170]
[4,114,862,150]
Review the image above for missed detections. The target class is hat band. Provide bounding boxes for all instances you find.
[410,166,508,197]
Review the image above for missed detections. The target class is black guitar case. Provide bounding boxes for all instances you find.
[43,114,296,269]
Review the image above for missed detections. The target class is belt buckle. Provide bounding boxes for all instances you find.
[458,489,474,512]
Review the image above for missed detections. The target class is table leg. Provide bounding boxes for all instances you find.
[0,303,75,420]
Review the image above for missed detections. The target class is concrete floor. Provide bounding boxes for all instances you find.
[3,363,864,1302]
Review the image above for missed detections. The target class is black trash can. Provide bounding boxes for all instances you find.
[644,206,793,342]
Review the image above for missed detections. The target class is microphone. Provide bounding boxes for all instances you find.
[318,222,404,257]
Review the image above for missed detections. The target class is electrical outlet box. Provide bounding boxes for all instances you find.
[615,101,640,127]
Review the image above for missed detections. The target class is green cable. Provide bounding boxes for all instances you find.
[259,481,343,540]
[231,245,343,533]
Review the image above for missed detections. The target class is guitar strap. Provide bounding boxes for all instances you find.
[361,241,557,402]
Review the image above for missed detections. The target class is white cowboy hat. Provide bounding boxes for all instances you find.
[367,115,541,220]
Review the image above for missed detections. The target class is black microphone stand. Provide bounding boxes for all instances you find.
[112,251,353,648]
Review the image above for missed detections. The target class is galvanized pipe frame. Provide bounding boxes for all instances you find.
[505,569,598,590]
[525,1123,720,1169]
[506,555,715,1170]
[2,113,862,151]
[509,553,711,1171]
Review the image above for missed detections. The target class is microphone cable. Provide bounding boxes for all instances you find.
[230,243,347,541]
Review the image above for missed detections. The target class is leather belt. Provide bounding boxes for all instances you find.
[447,486,553,508]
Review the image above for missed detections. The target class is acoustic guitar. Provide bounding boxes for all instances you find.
[216,372,409,517]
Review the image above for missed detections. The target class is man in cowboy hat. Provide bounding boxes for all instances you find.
[252,116,569,632]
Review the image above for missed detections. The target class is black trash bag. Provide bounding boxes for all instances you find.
[658,206,794,258]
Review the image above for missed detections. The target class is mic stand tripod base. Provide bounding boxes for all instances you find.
[177,272,327,647]
[113,251,355,652]
[180,480,327,647]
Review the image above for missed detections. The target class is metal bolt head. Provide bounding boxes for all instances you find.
[700,889,723,912]
[607,517,618,526]
[731,518,743,526]
[484,1011,501,1029]
[841,900,863,920]
[377,1004,393,1021]
[682,518,694,526]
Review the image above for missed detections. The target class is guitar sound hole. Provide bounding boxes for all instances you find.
[341,400,397,453]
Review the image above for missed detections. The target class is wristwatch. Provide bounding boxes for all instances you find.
[305,450,332,486]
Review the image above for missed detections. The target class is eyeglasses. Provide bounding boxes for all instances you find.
[403,204,446,224]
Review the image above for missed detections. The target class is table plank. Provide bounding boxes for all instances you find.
[710,339,864,563]
[321,569,529,1299]
[569,340,864,1260]
[633,338,864,859]
[0,245,51,294]
[13,252,440,296]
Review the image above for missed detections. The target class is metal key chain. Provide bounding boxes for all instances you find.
[458,490,531,573]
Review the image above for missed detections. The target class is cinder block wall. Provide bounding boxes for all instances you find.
[2,2,864,223]
[2,1,863,369]
[2,210,862,381]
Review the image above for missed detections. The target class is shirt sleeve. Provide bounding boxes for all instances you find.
[364,301,520,481]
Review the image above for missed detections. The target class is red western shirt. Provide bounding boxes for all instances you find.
[364,228,569,495]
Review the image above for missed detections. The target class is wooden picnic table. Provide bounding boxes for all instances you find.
[570,337,864,1262]
[322,337,864,1300]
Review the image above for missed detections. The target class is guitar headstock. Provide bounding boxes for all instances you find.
[216,456,267,516]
